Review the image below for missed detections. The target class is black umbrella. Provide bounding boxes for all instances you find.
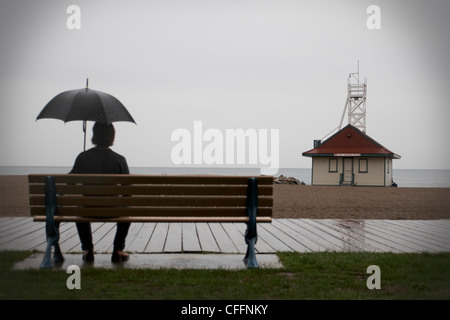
[37,79,136,150]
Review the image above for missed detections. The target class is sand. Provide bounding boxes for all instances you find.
[1,175,450,220]
[274,184,450,220]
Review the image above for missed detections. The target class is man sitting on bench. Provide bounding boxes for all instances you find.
[70,122,131,263]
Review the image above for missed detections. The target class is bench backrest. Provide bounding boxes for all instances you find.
[28,174,273,222]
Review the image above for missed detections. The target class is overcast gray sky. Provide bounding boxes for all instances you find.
[1,0,449,170]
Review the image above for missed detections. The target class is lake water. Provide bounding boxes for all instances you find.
[1,166,450,188]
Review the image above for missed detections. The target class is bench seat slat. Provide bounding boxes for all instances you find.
[32,216,272,223]
[28,174,274,185]
[30,206,273,217]
[28,184,273,196]
[29,195,273,207]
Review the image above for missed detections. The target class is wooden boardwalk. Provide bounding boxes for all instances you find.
[1,217,449,254]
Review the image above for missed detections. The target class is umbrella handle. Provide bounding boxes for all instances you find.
[83,120,87,151]
[83,79,89,152]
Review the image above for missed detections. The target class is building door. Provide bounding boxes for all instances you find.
[342,158,353,185]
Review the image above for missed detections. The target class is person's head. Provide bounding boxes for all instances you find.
[91,122,115,147]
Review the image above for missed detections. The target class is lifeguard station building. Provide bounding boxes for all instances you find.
[302,124,401,186]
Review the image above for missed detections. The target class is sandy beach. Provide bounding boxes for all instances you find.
[1,175,450,220]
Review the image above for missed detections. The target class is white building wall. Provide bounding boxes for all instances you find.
[353,157,385,186]
[311,157,340,185]
[311,156,394,186]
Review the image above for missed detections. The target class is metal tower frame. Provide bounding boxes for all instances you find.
[320,62,367,141]
[340,62,367,133]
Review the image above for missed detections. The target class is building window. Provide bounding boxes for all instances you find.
[387,159,390,174]
[329,158,338,172]
[359,158,368,173]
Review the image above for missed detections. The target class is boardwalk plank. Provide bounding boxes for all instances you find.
[3,222,49,250]
[208,223,237,253]
[196,223,220,252]
[94,224,117,253]
[124,223,144,252]
[1,223,44,251]
[261,222,309,252]
[128,223,155,253]
[289,219,342,251]
[182,223,201,252]
[317,219,389,252]
[258,224,293,252]
[382,220,443,238]
[408,220,450,240]
[312,219,386,252]
[333,220,410,253]
[369,220,449,251]
[304,220,362,252]
[387,220,450,246]
[0,217,30,232]
[221,223,247,253]
[164,223,182,252]
[363,222,429,252]
[58,223,84,253]
[2,218,450,254]
[421,220,450,231]
[121,223,145,252]
[0,219,37,241]
[0,222,42,245]
[274,219,322,252]
[145,223,169,253]
[0,217,16,228]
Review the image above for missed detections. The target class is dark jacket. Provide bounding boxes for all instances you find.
[70,147,129,174]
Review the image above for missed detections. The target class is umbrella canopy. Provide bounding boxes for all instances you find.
[37,80,136,150]
[37,87,135,124]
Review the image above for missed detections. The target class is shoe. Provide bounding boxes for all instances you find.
[82,249,94,262]
[111,250,129,263]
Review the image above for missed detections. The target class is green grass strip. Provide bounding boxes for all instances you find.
[0,251,449,300]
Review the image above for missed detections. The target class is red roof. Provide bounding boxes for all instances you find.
[302,124,400,159]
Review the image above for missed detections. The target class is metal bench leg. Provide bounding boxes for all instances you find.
[244,177,259,269]
[244,236,259,268]
[53,231,65,264]
[40,235,56,269]
[40,176,64,269]
[40,231,64,269]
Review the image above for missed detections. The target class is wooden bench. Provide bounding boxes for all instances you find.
[28,174,273,269]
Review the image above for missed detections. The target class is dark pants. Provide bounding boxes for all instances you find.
[76,222,131,251]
